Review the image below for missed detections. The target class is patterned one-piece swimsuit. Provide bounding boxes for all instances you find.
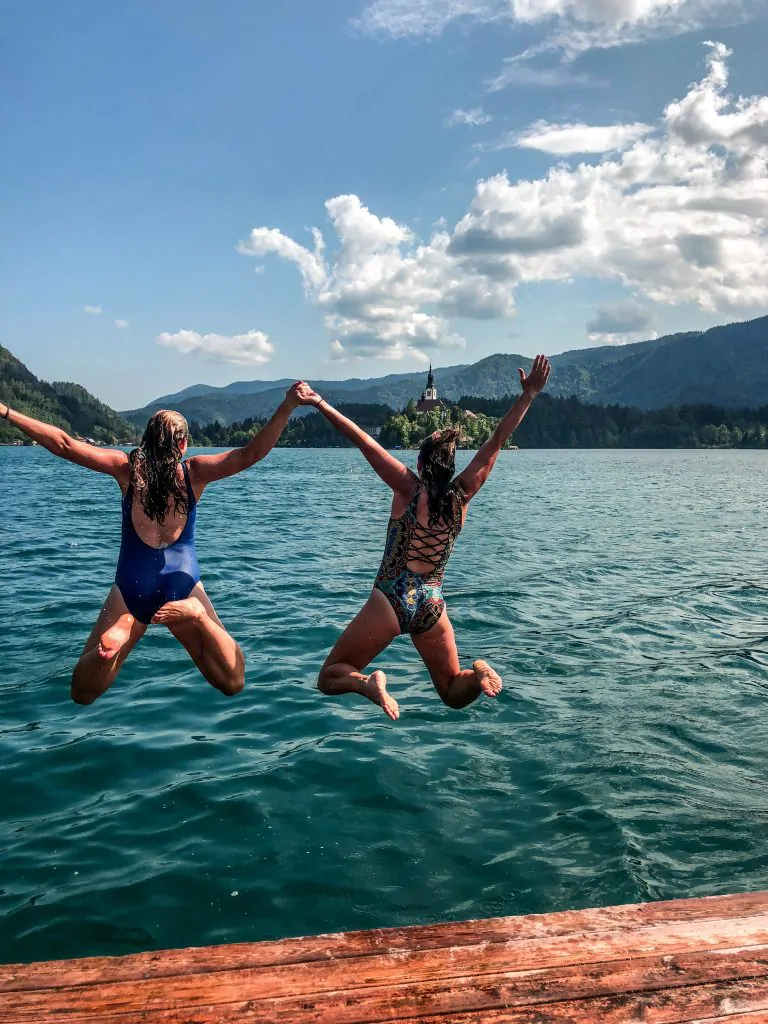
[374,484,465,636]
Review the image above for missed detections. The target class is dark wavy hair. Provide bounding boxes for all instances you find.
[418,427,462,528]
[128,410,189,525]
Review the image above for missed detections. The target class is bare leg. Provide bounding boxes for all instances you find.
[71,586,147,705]
[318,590,401,721]
[152,583,245,696]
[412,608,502,710]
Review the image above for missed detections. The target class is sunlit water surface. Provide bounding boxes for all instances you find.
[2,447,768,963]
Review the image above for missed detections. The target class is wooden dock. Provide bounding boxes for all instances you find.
[2,891,768,1022]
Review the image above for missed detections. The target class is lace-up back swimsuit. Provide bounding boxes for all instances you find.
[114,463,201,624]
[374,483,466,636]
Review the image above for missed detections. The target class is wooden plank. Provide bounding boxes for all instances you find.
[390,983,768,1024]
[2,943,768,1022]
[7,912,768,1011]
[689,1015,768,1023]
[11,977,768,1024]
[3,911,768,1012]
[388,984,768,1023]
[400,988,768,1024]
[3,891,767,992]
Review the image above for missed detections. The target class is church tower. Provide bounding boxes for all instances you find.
[424,363,437,401]
[416,362,442,413]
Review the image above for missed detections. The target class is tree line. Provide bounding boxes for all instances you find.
[459,394,768,449]
[188,395,768,450]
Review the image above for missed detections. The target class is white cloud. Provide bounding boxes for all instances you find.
[586,298,657,343]
[487,60,599,90]
[83,305,102,314]
[355,0,754,52]
[240,45,768,359]
[664,42,768,150]
[239,193,520,361]
[353,0,504,39]
[237,227,327,291]
[449,43,768,314]
[355,0,760,99]
[157,330,275,366]
[512,120,653,154]
[114,319,129,329]
[523,1,758,59]
[444,107,493,127]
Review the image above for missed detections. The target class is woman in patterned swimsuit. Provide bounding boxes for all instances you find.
[295,355,551,721]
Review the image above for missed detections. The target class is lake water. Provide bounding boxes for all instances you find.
[2,447,768,965]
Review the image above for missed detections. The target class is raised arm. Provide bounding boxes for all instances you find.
[296,384,416,496]
[187,384,302,488]
[0,401,129,478]
[457,355,551,500]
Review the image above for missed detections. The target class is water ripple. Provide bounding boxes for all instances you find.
[2,447,768,962]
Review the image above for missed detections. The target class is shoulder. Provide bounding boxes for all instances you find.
[398,468,420,495]
[391,478,419,517]
[451,477,470,505]
[185,455,203,479]
[184,457,206,500]
[112,449,131,478]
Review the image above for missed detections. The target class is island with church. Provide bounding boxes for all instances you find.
[186,363,509,451]
[114,360,768,451]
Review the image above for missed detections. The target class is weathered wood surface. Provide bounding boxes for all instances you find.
[2,892,768,1023]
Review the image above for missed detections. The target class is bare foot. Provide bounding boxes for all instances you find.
[361,670,400,721]
[152,596,207,626]
[97,614,135,660]
[474,659,503,698]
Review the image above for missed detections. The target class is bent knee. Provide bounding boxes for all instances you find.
[441,694,471,710]
[217,670,245,697]
[440,688,477,710]
[217,676,244,697]
[434,680,472,710]
[70,667,97,705]
[317,668,334,695]
[70,685,99,706]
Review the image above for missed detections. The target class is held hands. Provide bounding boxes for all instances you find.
[285,382,307,410]
[284,381,323,409]
[518,355,551,397]
[294,381,323,407]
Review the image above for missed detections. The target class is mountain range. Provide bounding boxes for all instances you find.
[2,314,766,439]
[121,315,768,427]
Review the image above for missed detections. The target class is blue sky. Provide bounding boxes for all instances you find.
[3,0,767,409]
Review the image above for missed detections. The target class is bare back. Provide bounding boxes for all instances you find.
[120,462,202,550]
[387,483,468,578]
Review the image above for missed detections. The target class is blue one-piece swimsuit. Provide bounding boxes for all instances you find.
[114,463,201,624]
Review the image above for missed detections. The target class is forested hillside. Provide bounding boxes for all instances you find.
[0,347,138,444]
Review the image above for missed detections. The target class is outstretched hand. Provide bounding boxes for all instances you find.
[294,381,323,407]
[518,355,551,396]
[284,382,305,410]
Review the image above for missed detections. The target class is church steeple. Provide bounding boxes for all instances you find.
[424,362,437,401]
[415,360,442,412]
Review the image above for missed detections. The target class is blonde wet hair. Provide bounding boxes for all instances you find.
[128,410,190,525]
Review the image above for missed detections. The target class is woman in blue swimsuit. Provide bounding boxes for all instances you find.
[1,386,302,704]
[294,358,551,721]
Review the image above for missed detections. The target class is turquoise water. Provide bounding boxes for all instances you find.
[2,447,768,965]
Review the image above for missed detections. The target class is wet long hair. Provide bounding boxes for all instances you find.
[128,410,189,525]
[418,428,462,528]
